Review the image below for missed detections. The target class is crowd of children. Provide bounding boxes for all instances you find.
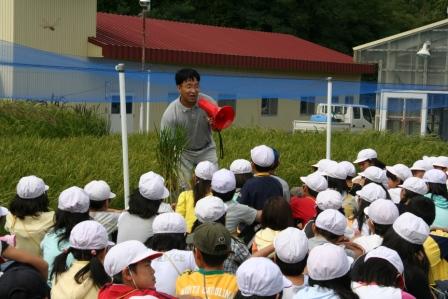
[0,145,447,299]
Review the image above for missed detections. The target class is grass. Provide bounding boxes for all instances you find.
[0,128,446,210]
[0,101,446,210]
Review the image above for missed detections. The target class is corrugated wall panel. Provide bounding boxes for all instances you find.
[0,0,14,42]
[12,0,96,57]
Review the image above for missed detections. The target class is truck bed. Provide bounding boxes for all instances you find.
[293,120,351,132]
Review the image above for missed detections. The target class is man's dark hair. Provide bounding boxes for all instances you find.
[175,68,200,85]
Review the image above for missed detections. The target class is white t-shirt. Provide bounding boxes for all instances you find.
[117,203,172,243]
[151,249,197,296]
[353,234,383,253]
[352,282,412,299]
[282,276,308,299]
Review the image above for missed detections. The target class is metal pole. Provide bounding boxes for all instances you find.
[116,63,130,209]
[326,77,332,159]
[139,7,147,133]
[146,69,151,132]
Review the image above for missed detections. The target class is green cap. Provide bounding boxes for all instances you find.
[193,222,232,255]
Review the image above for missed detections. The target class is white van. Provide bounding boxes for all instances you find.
[293,104,374,132]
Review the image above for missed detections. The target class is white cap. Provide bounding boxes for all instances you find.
[104,240,162,277]
[300,173,328,193]
[69,220,109,250]
[317,160,338,176]
[423,169,447,184]
[236,257,292,297]
[58,186,90,213]
[433,156,448,168]
[195,161,218,180]
[250,145,274,167]
[153,212,186,234]
[312,159,333,170]
[359,166,387,184]
[138,171,169,200]
[365,246,404,274]
[84,180,116,201]
[307,243,351,280]
[316,189,343,210]
[315,209,347,236]
[211,169,236,193]
[195,195,228,223]
[0,206,9,217]
[339,161,356,178]
[274,227,308,263]
[386,164,412,182]
[16,175,49,199]
[392,212,429,245]
[398,177,428,195]
[230,159,252,174]
[324,163,347,180]
[364,199,399,225]
[354,148,377,164]
[356,183,386,203]
[410,159,433,172]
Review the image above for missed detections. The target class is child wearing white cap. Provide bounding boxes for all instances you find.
[351,246,415,299]
[253,196,294,257]
[382,213,432,299]
[352,183,387,237]
[176,161,217,233]
[51,220,111,299]
[290,173,328,229]
[117,171,173,243]
[192,195,251,274]
[84,180,120,240]
[423,169,448,228]
[41,186,91,286]
[386,164,412,205]
[353,199,399,253]
[235,257,292,299]
[397,176,428,214]
[432,156,448,173]
[211,169,260,236]
[5,175,54,256]
[273,228,309,298]
[295,243,358,299]
[230,159,254,201]
[353,148,385,171]
[410,159,433,178]
[99,240,174,299]
[239,145,283,210]
[309,209,363,259]
[146,213,196,296]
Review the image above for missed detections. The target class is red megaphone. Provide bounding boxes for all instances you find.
[198,98,235,131]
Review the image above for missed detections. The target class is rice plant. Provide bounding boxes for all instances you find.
[154,124,188,204]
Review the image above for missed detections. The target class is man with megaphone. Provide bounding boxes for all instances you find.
[161,68,224,188]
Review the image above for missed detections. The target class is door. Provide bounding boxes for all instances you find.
[110,95,134,133]
[380,92,428,136]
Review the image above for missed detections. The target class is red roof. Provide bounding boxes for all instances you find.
[89,13,375,74]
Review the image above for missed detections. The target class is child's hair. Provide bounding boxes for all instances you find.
[401,189,420,203]
[53,209,91,246]
[52,247,109,288]
[9,193,49,219]
[235,173,253,189]
[199,251,228,267]
[308,273,359,299]
[89,199,108,211]
[427,182,448,200]
[212,190,236,202]
[145,233,186,251]
[370,222,391,237]
[193,178,212,204]
[128,189,162,219]
[386,171,403,185]
[327,177,348,194]
[235,291,278,299]
[252,163,273,173]
[112,263,137,284]
[369,158,386,170]
[355,198,370,231]
[275,254,307,276]
[261,196,294,231]
[404,195,436,226]
[191,214,226,233]
[315,227,342,242]
[351,256,400,287]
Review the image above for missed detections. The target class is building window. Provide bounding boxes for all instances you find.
[300,96,316,115]
[261,98,278,116]
[111,95,132,114]
[345,96,354,105]
[218,94,236,112]
[353,107,361,119]
[332,96,339,104]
